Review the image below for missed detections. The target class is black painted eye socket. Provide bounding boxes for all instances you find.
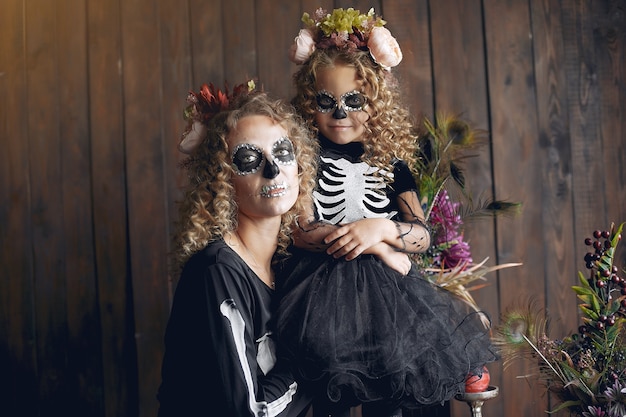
[232,144,264,175]
[231,137,295,176]
[316,92,337,111]
[272,137,296,164]
[342,92,366,110]
[315,90,366,113]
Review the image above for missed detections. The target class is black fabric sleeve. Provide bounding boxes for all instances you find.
[157,250,311,417]
[392,159,419,195]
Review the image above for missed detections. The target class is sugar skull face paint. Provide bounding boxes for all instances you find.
[231,137,296,176]
[313,65,370,145]
[315,90,367,113]
[226,115,299,218]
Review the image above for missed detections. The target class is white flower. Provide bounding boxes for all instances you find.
[289,28,316,65]
[178,120,206,154]
[367,26,402,69]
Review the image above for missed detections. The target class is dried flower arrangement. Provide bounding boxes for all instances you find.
[413,114,522,312]
[493,222,626,416]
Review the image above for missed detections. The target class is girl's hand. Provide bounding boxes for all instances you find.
[324,218,393,260]
[371,243,412,275]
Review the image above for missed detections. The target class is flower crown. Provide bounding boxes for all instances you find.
[289,8,403,70]
[178,80,256,154]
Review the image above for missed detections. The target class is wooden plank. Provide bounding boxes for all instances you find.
[222,0,257,84]
[256,0,301,98]
[120,0,171,415]
[563,0,626,357]
[428,0,501,416]
[87,0,136,416]
[188,0,224,85]
[593,0,626,265]
[529,0,580,412]
[0,1,38,416]
[563,0,610,258]
[603,0,626,267]
[23,0,72,414]
[157,0,193,302]
[382,0,434,119]
[57,0,104,415]
[482,0,548,416]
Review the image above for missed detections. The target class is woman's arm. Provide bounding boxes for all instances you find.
[158,253,310,417]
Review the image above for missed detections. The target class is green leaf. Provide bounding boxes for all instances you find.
[572,285,593,296]
[590,291,601,314]
[580,305,599,321]
[578,271,591,287]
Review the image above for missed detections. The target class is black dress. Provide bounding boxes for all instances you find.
[158,239,311,417]
[275,136,496,409]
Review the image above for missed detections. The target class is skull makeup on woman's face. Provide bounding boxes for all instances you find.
[227,115,300,218]
[231,137,296,178]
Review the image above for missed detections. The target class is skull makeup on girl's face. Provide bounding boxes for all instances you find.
[313,65,370,145]
[315,90,367,115]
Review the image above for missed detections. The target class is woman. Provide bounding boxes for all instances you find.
[157,86,318,417]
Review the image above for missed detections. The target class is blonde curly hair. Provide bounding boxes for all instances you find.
[172,91,318,269]
[292,48,418,177]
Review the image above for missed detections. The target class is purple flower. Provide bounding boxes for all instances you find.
[430,190,463,244]
[442,239,473,268]
[582,405,607,417]
[429,190,473,268]
[604,380,626,417]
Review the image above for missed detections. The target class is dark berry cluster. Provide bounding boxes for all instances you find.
[579,228,623,332]
[573,226,626,384]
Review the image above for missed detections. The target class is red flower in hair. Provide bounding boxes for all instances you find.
[190,83,231,124]
[179,80,256,154]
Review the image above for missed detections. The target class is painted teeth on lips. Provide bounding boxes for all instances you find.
[260,182,288,198]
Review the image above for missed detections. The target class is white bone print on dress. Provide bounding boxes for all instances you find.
[220,299,297,417]
[314,155,397,224]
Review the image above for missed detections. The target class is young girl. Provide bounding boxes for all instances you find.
[275,8,497,417]
[158,86,318,417]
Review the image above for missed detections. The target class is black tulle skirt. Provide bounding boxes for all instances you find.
[275,249,497,409]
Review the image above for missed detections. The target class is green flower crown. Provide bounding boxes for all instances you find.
[289,7,403,69]
[303,7,385,38]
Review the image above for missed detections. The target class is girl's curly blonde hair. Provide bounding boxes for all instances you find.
[172,91,318,270]
[292,48,418,177]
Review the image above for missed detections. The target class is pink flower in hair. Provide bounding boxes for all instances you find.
[179,120,207,154]
[367,26,403,69]
[289,28,316,65]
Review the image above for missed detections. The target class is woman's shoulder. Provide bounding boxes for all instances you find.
[185,240,242,270]
[176,240,258,297]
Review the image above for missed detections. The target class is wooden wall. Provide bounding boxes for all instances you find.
[1,0,624,416]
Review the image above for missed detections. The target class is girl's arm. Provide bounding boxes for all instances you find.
[293,215,415,275]
[324,190,430,260]
[292,212,340,252]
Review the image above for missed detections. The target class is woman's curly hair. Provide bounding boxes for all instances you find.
[172,91,318,270]
[292,48,418,178]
